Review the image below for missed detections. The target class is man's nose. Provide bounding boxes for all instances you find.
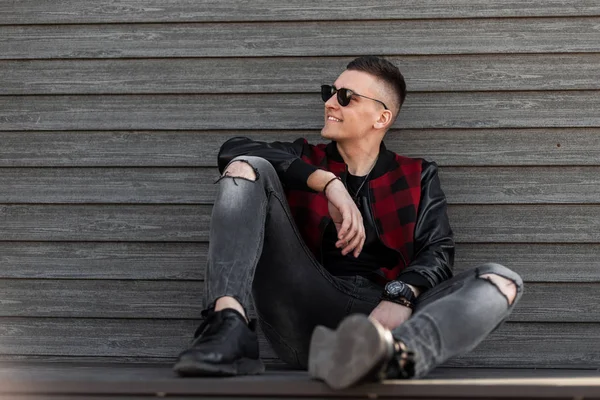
[325,95,339,109]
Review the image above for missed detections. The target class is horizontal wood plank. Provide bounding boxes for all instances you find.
[2,19,600,59]
[0,242,597,283]
[0,280,597,322]
[3,54,600,95]
[444,322,600,368]
[0,319,596,368]
[0,168,219,204]
[454,244,600,283]
[2,92,600,131]
[450,205,600,243]
[2,0,600,24]
[2,166,600,205]
[0,129,598,167]
[1,205,600,242]
[0,205,210,241]
[0,242,205,280]
[440,167,600,204]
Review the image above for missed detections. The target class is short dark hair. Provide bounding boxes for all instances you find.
[346,56,407,112]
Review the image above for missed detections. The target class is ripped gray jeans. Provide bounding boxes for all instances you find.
[205,156,524,377]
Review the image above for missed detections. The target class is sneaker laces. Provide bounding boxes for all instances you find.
[192,305,220,341]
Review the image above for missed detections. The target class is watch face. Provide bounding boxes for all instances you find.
[385,281,405,297]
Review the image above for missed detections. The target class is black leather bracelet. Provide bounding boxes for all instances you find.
[381,295,415,309]
[323,176,341,195]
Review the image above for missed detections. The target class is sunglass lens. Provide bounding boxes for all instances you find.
[336,88,351,106]
[321,85,334,102]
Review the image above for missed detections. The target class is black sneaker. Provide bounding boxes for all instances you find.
[308,314,414,389]
[173,308,265,377]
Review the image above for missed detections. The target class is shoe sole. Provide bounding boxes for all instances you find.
[173,357,265,377]
[308,314,393,390]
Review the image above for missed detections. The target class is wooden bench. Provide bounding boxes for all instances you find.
[1,0,599,398]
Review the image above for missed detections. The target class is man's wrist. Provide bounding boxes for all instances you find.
[381,280,417,307]
[380,297,414,310]
[307,169,337,192]
[406,283,421,298]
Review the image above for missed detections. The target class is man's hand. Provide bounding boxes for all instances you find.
[369,300,413,330]
[325,178,366,258]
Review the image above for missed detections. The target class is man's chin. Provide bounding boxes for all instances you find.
[321,127,337,140]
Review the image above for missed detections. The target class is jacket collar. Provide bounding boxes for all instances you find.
[325,140,395,180]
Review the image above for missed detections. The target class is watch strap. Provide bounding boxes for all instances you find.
[380,295,414,309]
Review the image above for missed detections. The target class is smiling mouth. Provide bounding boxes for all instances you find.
[327,116,342,122]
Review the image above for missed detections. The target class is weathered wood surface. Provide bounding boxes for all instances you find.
[0,168,219,204]
[454,244,600,283]
[1,129,598,167]
[1,205,600,242]
[0,280,597,322]
[2,92,599,131]
[2,19,600,60]
[439,167,600,204]
[0,205,209,241]
[2,166,600,204]
[0,319,597,368]
[3,54,600,95]
[0,366,599,400]
[0,242,598,283]
[0,242,205,280]
[2,0,600,24]
[450,205,600,243]
[2,0,598,371]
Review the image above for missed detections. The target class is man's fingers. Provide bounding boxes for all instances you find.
[343,233,362,256]
[341,212,365,256]
[337,207,352,239]
[353,224,366,258]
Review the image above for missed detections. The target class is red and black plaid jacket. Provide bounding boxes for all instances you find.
[287,140,423,282]
[218,137,454,290]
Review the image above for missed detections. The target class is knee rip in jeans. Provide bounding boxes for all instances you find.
[478,273,518,306]
[214,160,259,184]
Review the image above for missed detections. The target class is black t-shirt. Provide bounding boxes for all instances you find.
[321,173,399,278]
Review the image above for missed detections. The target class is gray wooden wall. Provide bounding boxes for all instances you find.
[1,1,599,368]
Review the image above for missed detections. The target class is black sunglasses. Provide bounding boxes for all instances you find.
[321,84,388,110]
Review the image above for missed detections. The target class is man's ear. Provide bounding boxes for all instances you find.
[373,110,394,130]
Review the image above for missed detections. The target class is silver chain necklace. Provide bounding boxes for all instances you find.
[345,156,378,201]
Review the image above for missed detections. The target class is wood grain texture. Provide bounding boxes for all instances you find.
[3,54,600,95]
[2,0,599,24]
[450,205,600,243]
[0,318,597,368]
[0,280,204,319]
[0,242,205,280]
[1,129,598,167]
[0,168,219,204]
[2,166,599,205]
[1,205,600,242]
[0,205,210,241]
[2,18,600,59]
[0,242,597,283]
[445,322,600,368]
[454,244,600,283]
[440,167,600,204]
[2,92,599,131]
[0,280,597,322]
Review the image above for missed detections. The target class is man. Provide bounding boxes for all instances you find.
[173,56,523,389]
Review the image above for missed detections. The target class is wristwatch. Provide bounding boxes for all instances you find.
[381,280,415,308]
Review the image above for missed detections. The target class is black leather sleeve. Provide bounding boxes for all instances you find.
[217,136,319,190]
[397,161,455,291]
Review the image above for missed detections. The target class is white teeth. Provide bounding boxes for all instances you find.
[328,116,341,122]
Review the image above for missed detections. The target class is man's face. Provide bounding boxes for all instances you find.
[321,69,388,142]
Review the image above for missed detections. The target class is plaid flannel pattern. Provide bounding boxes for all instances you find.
[285,140,423,281]
[370,155,422,280]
